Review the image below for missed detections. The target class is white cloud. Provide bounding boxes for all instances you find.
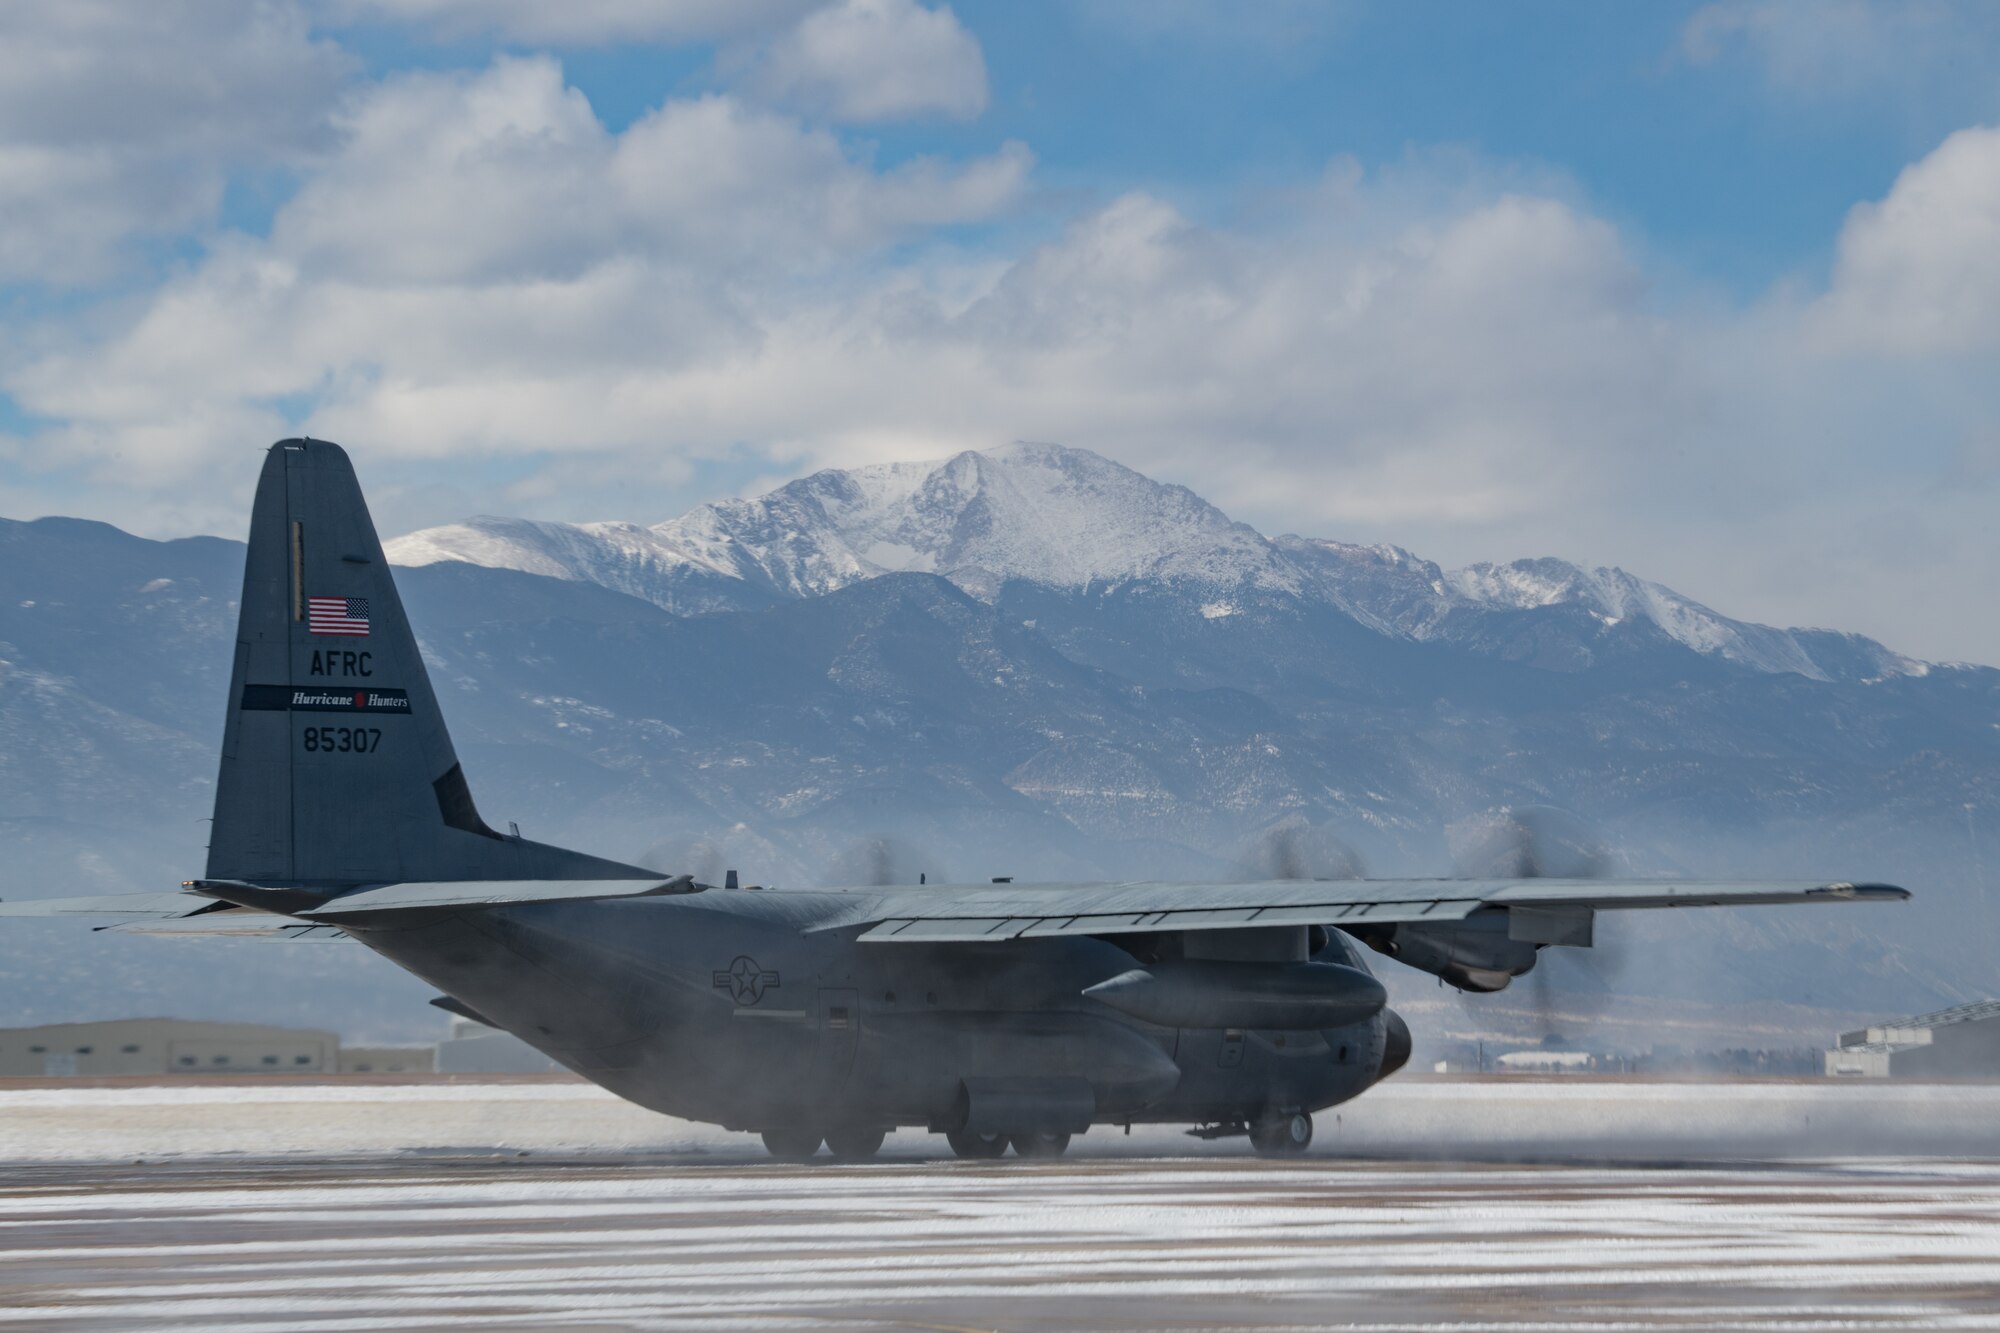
[258,57,1027,286]
[748,0,988,122]
[332,0,815,45]
[6,47,2000,664]
[1813,125,2000,355]
[5,57,1031,474]
[335,0,990,126]
[0,0,349,284]
[7,120,1683,534]
[1680,1,2000,109]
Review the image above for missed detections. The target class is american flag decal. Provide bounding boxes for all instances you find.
[307,596,370,636]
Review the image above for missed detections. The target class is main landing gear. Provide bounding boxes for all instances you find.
[1010,1130,1072,1159]
[825,1126,887,1161]
[1248,1111,1313,1157]
[944,1127,1007,1159]
[943,1128,1073,1159]
[760,1127,824,1161]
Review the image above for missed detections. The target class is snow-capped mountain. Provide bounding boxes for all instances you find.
[389,443,1297,609]
[1277,539,1925,683]
[389,443,1926,683]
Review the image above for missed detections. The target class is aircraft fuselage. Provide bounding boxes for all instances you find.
[353,890,1396,1135]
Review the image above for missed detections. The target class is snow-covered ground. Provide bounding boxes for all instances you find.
[4,1149,2000,1329]
[1,1077,1995,1163]
[4,1081,1998,1328]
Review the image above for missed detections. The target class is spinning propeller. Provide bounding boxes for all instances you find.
[1447,805,1628,1039]
[1236,817,1366,882]
[825,835,945,888]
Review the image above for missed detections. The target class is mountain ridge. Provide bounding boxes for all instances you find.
[386,442,1930,685]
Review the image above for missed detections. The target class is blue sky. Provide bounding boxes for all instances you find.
[3,1,1999,662]
[321,1,2000,290]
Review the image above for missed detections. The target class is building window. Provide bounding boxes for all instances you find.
[294,1055,312,1065]
[212,1055,229,1065]
[121,1045,141,1054]
[178,1056,196,1067]
[262,1055,278,1066]
[355,1063,373,1072]
[28,1045,45,1054]
[74,1047,92,1055]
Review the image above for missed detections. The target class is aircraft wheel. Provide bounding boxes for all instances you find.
[945,1127,1010,1159]
[760,1127,824,1161]
[1009,1131,1071,1159]
[1248,1111,1313,1157]
[825,1126,887,1161]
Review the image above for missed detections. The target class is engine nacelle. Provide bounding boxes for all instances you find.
[1346,914,1539,993]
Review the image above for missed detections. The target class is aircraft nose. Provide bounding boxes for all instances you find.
[1376,1008,1413,1082]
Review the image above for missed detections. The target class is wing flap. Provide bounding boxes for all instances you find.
[833,878,1906,942]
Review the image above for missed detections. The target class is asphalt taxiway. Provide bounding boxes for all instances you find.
[3,1081,1998,1330]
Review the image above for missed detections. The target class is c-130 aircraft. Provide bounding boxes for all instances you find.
[3,441,1909,1159]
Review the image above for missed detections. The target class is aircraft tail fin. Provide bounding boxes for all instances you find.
[206,439,650,889]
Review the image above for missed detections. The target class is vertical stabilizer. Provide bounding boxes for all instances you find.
[207,440,648,887]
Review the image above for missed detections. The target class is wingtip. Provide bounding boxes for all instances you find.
[1845,882,1912,901]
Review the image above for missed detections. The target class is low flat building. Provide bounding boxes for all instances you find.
[1826,999,2000,1078]
[0,1018,337,1077]
[1496,1049,1596,1073]
[337,1045,437,1074]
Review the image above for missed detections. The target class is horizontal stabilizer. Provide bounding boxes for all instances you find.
[0,891,219,919]
[301,875,695,917]
[108,916,350,941]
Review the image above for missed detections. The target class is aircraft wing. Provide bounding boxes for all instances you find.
[821,877,1909,943]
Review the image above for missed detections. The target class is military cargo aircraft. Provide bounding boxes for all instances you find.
[0,441,1909,1159]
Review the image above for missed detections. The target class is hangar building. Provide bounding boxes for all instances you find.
[0,1018,337,1077]
[1826,999,2000,1078]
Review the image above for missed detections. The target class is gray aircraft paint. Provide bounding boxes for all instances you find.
[208,441,650,889]
[0,440,1910,1154]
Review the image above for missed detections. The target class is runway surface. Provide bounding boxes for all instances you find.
[6,1151,2000,1331]
[4,1081,1999,1330]
[6,1077,2000,1161]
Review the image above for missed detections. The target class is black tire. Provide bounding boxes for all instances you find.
[1009,1131,1071,1159]
[1248,1111,1313,1157]
[825,1125,887,1161]
[945,1127,1010,1159]
[761,1127,824,1161]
